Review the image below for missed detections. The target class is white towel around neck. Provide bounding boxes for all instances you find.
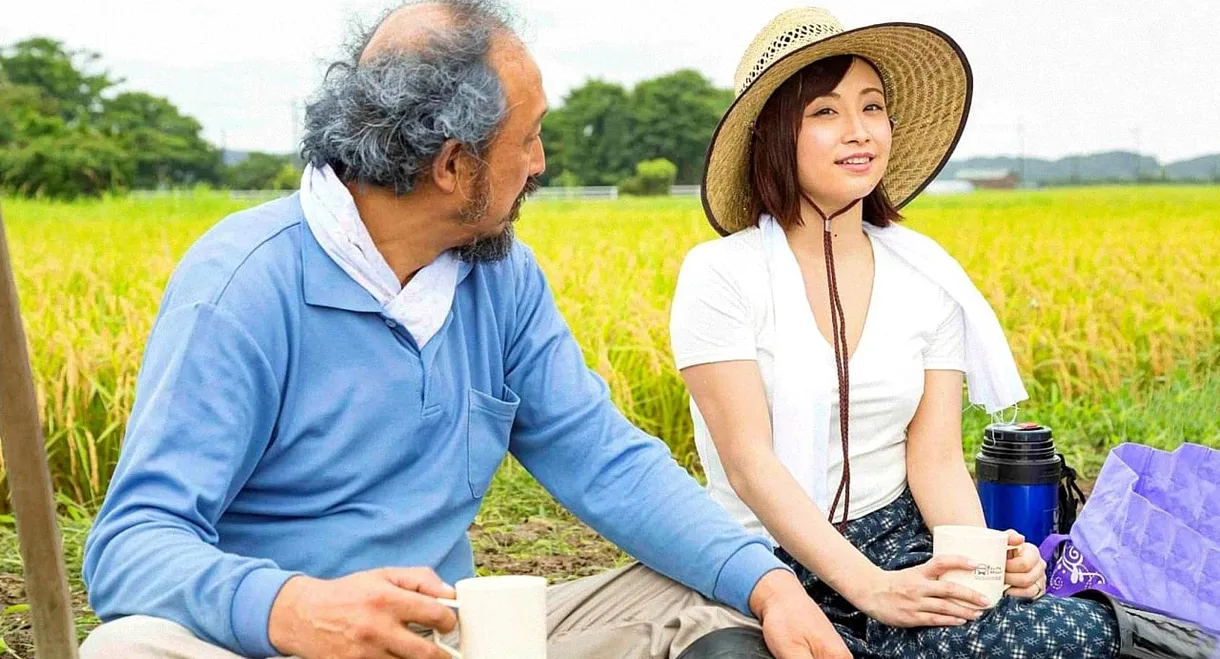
[298,163,459,347]
[758,214,1027,512]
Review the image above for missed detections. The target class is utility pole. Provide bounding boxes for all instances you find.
[1131,126,1142,181]
[291,97,301,155]
[1017,120,1026,186]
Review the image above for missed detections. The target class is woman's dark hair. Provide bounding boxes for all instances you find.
[747,54,902,230]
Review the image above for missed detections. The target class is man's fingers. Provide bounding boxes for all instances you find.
[379,567,456,599]
[382,625,453,659]
[783,637,816,659]
[807,636,854,659]
[761,629,807,659]
[376,586,458,633]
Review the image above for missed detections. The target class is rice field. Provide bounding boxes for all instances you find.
[1,186,1218,511]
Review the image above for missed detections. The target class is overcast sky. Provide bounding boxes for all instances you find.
[4,0,1218,163]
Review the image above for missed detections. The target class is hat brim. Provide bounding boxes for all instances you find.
[702,22,973,236]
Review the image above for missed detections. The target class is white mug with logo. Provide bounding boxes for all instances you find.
[431,575,548,659]
[932,525,1011,608]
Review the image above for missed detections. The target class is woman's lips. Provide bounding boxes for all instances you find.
[835,155,874,174]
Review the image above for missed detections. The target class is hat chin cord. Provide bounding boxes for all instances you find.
[799,192,861,532]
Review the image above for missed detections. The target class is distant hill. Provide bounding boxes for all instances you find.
[1164,154,1220,181]
[939,151,1220,186]
[221,150,303,168]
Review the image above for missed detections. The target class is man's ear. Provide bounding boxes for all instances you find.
[430,139,478,195]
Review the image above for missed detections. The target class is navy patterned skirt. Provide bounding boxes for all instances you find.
[775,488,1120,659]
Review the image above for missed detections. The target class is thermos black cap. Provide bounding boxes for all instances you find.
[984,422,1053,444]
[976,422,1062,485]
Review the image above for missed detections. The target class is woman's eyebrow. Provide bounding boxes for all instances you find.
[818,87,886,100]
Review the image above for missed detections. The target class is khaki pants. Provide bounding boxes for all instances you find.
[80,562,760,659]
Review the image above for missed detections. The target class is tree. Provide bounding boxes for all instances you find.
[99,92,220,188]
[628,70,733,185]
[0,37,221,197]
[617,158,677,196]
[540,70,734,187]
[269,162,303,190]
[224,152,297,190]
[0,78,67,145]
[0,132,133,199]
[540,80,635,186]
[0,38,117,124]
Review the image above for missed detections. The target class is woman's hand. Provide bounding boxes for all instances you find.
[1002,530,1048,599]
[852,556,992,628]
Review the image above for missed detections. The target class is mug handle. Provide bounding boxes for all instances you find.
[432,598,462,658]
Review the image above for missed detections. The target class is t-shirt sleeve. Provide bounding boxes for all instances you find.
[924,287,966,371]
[669,244,758,369]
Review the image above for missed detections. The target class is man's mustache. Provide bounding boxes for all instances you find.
[508,176,542,220]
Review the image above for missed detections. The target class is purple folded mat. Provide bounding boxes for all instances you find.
[1039,442,1220,631]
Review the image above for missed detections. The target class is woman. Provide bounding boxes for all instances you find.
[669,7,1132,658]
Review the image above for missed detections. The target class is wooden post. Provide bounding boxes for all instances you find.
[0,203,80,658]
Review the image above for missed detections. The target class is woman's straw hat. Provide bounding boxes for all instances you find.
[702,7,973,235]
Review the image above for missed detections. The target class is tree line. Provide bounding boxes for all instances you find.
[0,38,305,199]
[1,37,736,200]
[538,71,732,188]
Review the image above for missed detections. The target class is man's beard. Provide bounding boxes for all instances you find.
[454,174,541,264]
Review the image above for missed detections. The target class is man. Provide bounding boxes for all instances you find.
[79,2,848,658]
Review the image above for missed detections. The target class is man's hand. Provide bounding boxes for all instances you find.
[1002,530,1047,599]
[749,569,853,659]
[268,567,458,659]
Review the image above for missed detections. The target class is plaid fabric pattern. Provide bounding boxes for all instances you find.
[776,489,1121,659]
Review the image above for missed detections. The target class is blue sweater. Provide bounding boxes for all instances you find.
[82,195,786,657]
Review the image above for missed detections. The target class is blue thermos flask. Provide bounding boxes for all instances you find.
[975,422,1062,548]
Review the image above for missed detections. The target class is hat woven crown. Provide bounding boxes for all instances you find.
[734,7,845,95]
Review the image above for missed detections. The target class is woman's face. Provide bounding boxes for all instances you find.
[795,58,892,213]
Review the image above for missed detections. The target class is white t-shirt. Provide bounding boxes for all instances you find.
[669,226,966,535]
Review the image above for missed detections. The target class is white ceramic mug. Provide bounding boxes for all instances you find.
[931,525,1011,608]
[431,575,548,659]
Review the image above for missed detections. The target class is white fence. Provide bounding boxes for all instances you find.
[531,185,620,200]
[530,185,703,200]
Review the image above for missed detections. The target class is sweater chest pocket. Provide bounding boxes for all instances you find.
[466,385,520,498]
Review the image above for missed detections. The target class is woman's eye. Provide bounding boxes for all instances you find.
[865,103,885,112]
[812,108,835,117]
